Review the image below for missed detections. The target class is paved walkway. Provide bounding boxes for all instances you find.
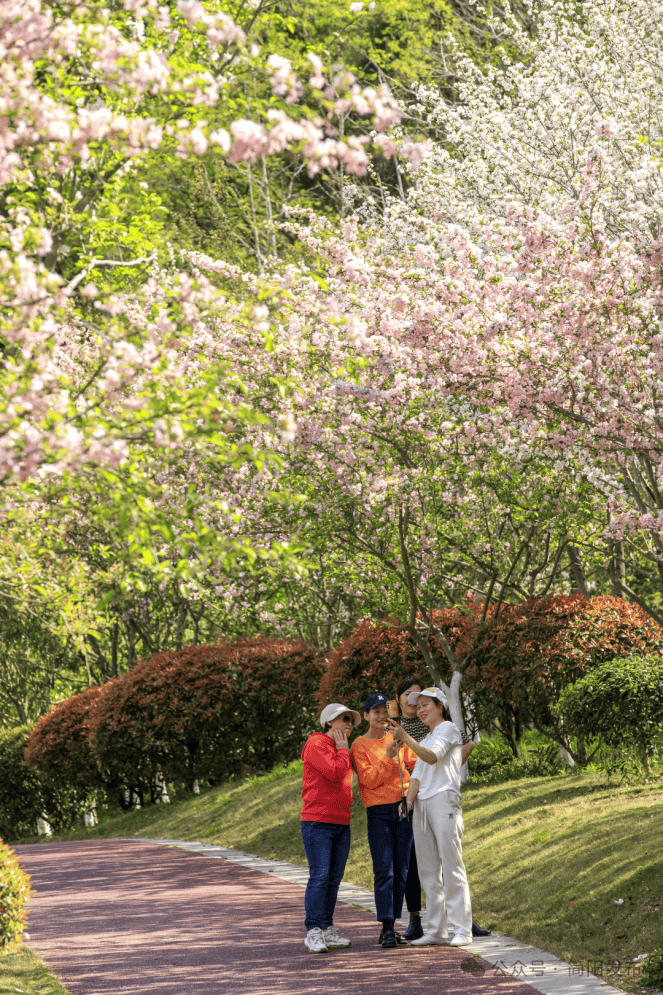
[15,839,544,995]
[133,838,618,995]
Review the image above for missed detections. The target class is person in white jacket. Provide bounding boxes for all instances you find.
[387,686,473,947]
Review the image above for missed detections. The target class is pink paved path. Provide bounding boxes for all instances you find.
[14,840,535,995]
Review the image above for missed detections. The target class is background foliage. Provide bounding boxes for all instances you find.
[0,841,30,954]
[557,655,663,773]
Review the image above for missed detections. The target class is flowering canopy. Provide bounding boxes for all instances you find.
[6,0,663,742]
[179,0,663,731]
[0,0,416,486]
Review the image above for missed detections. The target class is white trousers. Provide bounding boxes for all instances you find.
[413,791,472,938]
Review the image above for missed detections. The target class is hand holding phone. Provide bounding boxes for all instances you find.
[386,717,405,741]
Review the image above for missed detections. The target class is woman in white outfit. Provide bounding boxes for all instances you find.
[387,686,472,947]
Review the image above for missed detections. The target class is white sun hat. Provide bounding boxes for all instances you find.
[319,703,362,728]
[407,686,449,708]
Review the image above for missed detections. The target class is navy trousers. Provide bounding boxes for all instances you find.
[404,840,422,913]
[366,802,414,922]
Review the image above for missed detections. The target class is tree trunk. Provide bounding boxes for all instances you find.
[175,602,187,651]
[558,743,575,767]
[446,670,464,730]
[533,720,584,765]
[608,541,626,598]
[110,621,119,677]
[575,734,587,765]
[567,545,590,595]
[500,716,522,759]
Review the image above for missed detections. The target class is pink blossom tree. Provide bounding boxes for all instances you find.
[404,0,663,622]
[177,226,600,732]
[0,0,413,486]
[0,0,432,707]
[177,0,663,726]
[10,0,663,742]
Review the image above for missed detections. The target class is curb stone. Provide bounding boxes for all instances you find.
[130,838,622,995]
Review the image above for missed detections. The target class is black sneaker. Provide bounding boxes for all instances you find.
[404,915,424,941]
[381,927,398,949]
[472,921,491,937]
[378,928,407,946]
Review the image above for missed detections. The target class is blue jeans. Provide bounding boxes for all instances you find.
[300,821,351,931]
[366,802,414,922]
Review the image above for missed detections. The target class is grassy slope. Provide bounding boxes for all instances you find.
[0,946,73,995]
[16,767,663,993]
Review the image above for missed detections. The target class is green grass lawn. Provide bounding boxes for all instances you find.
[0,945,73,995]
[13,764,663,994]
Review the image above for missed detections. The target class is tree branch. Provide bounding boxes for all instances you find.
[612,580,663,628]
[65,251,157,293]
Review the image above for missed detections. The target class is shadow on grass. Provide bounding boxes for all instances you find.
[462,774,663,967]
[0,945,73,995]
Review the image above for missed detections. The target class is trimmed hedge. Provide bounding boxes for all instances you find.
[556,654,663,770]
[25,686,107,805]
[318,612,476,715]
[25,638,324,810]
[87,637,324,800]
[0,840,30,952]
[465,596,663,745]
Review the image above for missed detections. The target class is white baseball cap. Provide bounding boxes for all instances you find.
[407,686,449,708]
[320,703,362,728]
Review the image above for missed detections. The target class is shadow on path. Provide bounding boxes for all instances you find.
[15,840,536,995]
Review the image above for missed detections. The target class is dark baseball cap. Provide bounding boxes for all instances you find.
[364,692,389,711]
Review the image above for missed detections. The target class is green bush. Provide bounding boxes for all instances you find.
[0,726,89,838]
[556,654,663,771]
[467,734,515,775]
[0,840,31,952]
[641,949,663,989]
[0,727,47,840]
[468,740,565,785]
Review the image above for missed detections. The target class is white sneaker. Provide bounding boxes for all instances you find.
[305,927,328,953]
[450,933,472,946]
[410,932,451,946]
[323,926,351,949]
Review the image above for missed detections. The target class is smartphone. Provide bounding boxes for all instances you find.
[386,700,399,719]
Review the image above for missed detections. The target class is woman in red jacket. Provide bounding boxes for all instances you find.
[300,702,361,954]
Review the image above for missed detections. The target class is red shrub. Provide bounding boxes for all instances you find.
[25,685,112,831]
[464,594,663,745]
[318,610,478,713]
[24,686,107,815]
[88,637,324,798]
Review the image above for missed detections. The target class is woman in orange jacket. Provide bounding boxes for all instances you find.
[351,692,417,949]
